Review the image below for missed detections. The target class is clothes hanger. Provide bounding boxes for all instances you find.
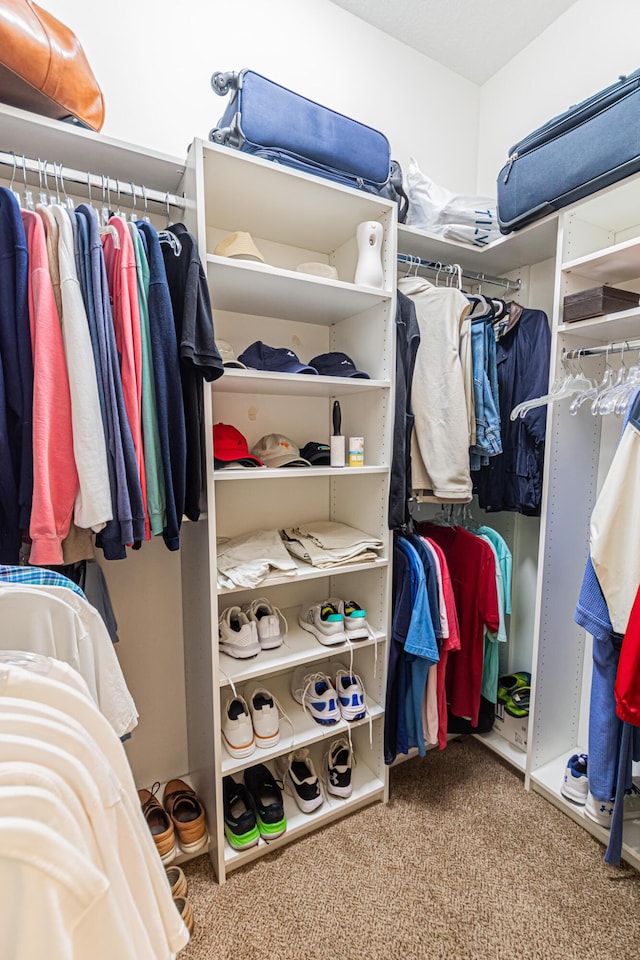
[21,155,35,211]
[129,180,138,223]
[591,342,629,415]
[510,352,593,420]
[99,174,120,248]
[8,151,21,207]
[570,346,613,415]
[158,194,182,255]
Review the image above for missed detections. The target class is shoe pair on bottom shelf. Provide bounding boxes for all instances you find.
[165,865,194,937]
[219,599,288,659]
[277,737,354,814]
[298,598,369,646]
[138,779,208,863]
[290,662,367,726]
[222,688,291,758]
[561,753,640,827]
[223,763,287,850]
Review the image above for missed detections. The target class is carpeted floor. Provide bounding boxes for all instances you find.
[180,738,640,960]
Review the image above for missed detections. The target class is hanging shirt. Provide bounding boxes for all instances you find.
[388,291,420,528]
[161,223,224,521]
[0,563,85,597]
[423,536,461,749]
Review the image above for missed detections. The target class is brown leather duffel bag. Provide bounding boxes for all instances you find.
[0,0,104,131]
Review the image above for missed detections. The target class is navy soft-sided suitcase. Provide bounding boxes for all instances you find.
[209,69,402,207]
[497,70,640,234]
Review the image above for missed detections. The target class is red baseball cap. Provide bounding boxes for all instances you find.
[213,423,264,467]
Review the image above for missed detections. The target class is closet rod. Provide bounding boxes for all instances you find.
[563,339,640,361]
[397,253,521,293]
[0,150,185,211]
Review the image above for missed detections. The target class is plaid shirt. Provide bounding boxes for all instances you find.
[0,565,86,599]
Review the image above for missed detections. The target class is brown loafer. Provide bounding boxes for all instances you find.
[174,896,194,937]
[163,779,208,854]
[165,864,188,899]
[139,783,176,863]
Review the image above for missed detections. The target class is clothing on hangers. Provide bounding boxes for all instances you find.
[388,290,420,529]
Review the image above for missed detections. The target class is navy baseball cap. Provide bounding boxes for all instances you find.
[300,441,331,465]
[238,341,318,375]
[308,352,370,379]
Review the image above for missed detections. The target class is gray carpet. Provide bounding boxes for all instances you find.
[180,738,640,960]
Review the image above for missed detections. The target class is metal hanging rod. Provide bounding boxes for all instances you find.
[0,150,185,212]
[397,253,521,293]
[563,340,640,361]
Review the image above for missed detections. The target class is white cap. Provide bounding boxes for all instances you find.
[251,434,311,468]
[218,340,247,369]
[214,231,265,262]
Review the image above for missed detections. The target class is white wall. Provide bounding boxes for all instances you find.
[43,0,479,192]
[477,0,640,195]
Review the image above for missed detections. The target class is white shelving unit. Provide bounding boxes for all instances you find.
[179,139,396,882]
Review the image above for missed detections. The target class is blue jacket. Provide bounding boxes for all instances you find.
[474,307,550,516]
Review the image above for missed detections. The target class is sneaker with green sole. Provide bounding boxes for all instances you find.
[497,672,531,704]
[222,776,260,849]
[244,763,287,840]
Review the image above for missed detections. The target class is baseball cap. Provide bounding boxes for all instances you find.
[214,231,265,263]
[238,341,318,375]
[300,441,331,466]
[217,340,247,369]
[251,434,311,468]
[213,423,264,468]
[308,352,370,379]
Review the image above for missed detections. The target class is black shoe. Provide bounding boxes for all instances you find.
[222,776,260,849]
[243,763,287,840]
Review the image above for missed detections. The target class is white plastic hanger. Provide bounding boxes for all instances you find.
[510,353,593,421]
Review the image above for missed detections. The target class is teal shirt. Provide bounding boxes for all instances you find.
[477,526,512,703]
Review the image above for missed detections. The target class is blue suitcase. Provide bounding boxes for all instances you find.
[209,69,407,218]
[497,69,640,234]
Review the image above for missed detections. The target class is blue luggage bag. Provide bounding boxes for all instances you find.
[209,69,407,219]
[497,69,640,234]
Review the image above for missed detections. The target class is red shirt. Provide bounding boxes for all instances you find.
[615,583,640,726]
[419,524,499,726]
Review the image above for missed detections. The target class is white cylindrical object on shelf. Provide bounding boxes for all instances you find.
[354,220,384,288]
[330,435,345,467]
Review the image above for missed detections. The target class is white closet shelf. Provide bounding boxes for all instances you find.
[202,141,391,251]
[530,750,640,871]
[557,305,640,342]
[221,673,383,777]
[561,235,640,283]
[218,606,385,687]
[224,759,385,870]
[214,368,390,397]
[214,465,387,481]
[473,729,527,773]
[206,255,391,324]
[217,556,389,596]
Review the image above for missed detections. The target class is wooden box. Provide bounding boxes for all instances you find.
[563,285,639,323]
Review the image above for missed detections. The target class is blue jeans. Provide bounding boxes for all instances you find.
[470,322,502,470]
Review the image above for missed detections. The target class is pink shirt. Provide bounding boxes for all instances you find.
[424,537,461,750]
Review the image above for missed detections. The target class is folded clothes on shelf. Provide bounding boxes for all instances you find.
[281,520,384,568]
[216,529,297,590]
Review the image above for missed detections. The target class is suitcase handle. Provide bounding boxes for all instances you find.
[211,71,238,96]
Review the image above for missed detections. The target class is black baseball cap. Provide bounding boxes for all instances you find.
[238,341,318,375]
[300,441,331,465]
[308,352,370,379]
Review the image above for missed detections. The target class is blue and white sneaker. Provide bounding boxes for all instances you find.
[334,668,366,722]
[290,666,340,726]
[561,753,588,805]
[584,791,614,827]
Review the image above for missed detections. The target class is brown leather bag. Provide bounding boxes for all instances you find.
[0,0,104,131]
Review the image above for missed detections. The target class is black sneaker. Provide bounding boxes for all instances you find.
[222,776,260,849]
[243,763,287,840]
[325,736,353,798]
[276,749,324,813]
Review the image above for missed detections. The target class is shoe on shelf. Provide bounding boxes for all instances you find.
[163,779,208,854]
[222,775,260,850]
[243,763,287,840]
[222,695,256,759]
[624,783,640,821]
[218,606,261,659]
[290,665,341,726]
[277,749,324,814]
[174,896,194,937]
[503,686,531,718]
[584,790,614,828]
[298,601,347,646]
[335,668,367,722]
[138,782,176,863]
[497,672,531,703]
[243,597,287,650]
[165,864,187,899]
[326,597,370,640]
[325,736,353,799]
[248,688,281,750]
[561,753,588,805]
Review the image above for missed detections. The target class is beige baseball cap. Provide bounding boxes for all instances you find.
[251,434,311,468]
[214,231,265,263]
[217,340,247,369]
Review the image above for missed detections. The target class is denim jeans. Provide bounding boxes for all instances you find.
[469,322,502,470]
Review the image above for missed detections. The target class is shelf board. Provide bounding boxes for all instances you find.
[530,749,640,871]
[218,556,388,596]
[214,465,387,481]
[206,255,391,323]
[218,605,386,686]
[562,235,640,283]
[220,671,384,776]
[557,306,640,342]
[397,214,559,276]
[224,758,384,870]
[201,141,393,250]
[213,368,390,397]
[473,728,527,773]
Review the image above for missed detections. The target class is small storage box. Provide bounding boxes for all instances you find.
[562,285,639,323]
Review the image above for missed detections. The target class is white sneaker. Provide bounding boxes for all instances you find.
[290,666,341,726]
[335,668,367,721]
[560,753,588,805]
[248,688,280,749]
[221,695,255,758]
[218,606,261,659]
[324,736,353,798]
[584,791,614,828]
[298,601,346,646]
[276,749,324,814]
[326,597,369,640]
[243,598,287,650]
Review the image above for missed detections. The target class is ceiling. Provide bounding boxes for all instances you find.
[327,0,577,85]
